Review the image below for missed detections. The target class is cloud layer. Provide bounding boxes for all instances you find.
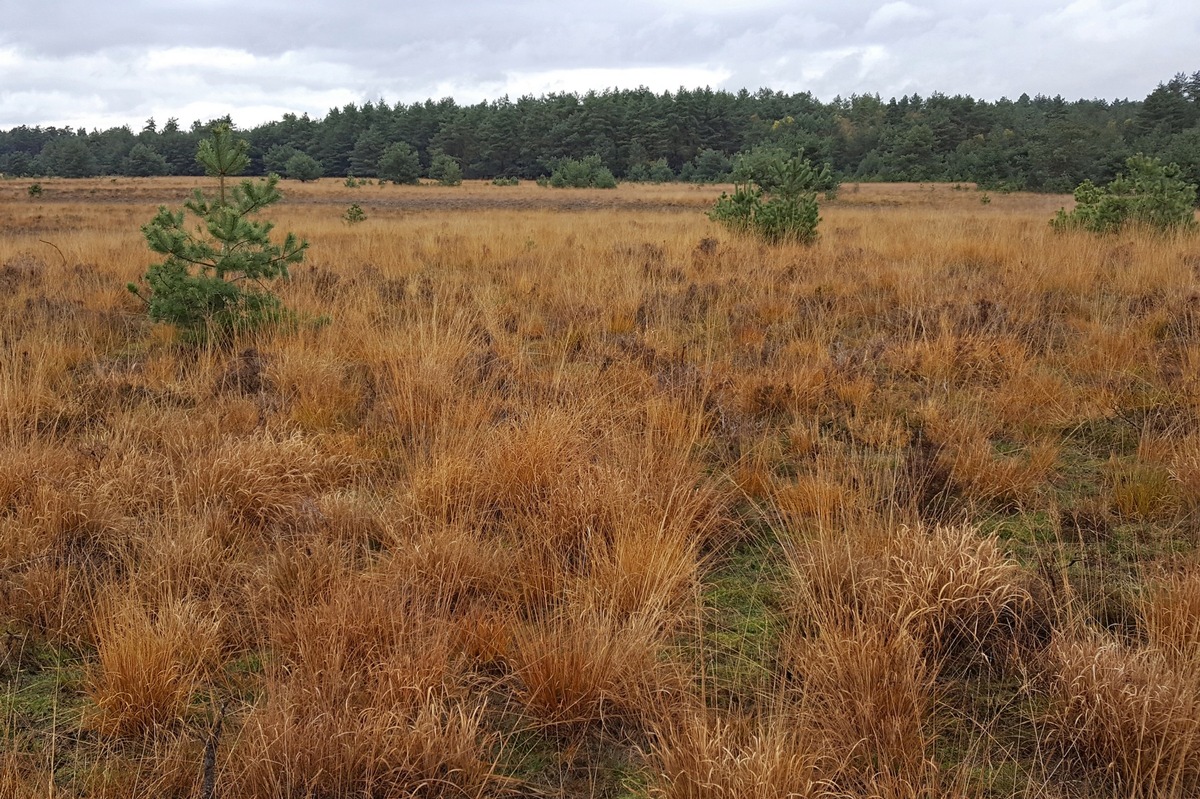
[2,0,1196,129]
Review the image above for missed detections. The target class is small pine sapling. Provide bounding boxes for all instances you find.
[710,152,834,245]
[129,124,308,341]
[1052,155,1198,233]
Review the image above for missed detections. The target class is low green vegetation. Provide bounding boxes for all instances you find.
[1053,154,1197,233]
[284,151,323,182]
[548,155,617,188]
[709,151,836,244]
[428,151,463,186]
[377,141,421,185]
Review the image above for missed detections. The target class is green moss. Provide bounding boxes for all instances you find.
[699,536,789,706]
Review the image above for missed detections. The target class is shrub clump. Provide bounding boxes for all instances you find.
[548,155,617,189]
[377,142,421,185]
[284,152,323,182]
[626,158,675,183]
[1052,154,1197,233]
[709,152,836,245]
[129,124,308,341]
[428,151,462,186]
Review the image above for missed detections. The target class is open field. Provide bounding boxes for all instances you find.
[2,177,1200,798]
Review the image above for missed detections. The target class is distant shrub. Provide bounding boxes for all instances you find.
[428,152,463,186]
[646,158,676,183]
[263,145,300,176]
[343,203,366,224]
[627,158,676,183]
[377,142,421,185]
[27,182,42,197]
[491,176,519,186]
[123,143,170,177]
[284,152,323,182]
[682,149,732,183]
[344,175,366,188]
[1052,155,1197,233]
[710,152,835,245]
[549,155,617,189]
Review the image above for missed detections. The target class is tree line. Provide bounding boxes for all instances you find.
[3,73,1198,193]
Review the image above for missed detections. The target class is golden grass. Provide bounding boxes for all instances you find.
[83,595,221,739]
[2,177,1199,797]
[1042,635,1200,796]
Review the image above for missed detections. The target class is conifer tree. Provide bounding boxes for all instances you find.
[130,123,308,340]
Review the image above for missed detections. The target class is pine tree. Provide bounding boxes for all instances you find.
[285,152,323,182]
[428,151,462,185]
[130,124,308,340]
[378,142,421,184]
[123,143,170,176]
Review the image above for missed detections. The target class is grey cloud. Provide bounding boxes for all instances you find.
[1,0,1196,129]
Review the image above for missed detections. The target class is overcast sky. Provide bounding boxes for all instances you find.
[1,0,1196,131]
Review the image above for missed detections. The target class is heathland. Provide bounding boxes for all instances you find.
[3,177,1200,798]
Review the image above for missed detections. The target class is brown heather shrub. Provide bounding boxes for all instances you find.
[271,347,375,432]
[942,437,1060,507]
[920,407,1059,507]
[1042,635,1200,796]
[72,731,209,799]
[371,314,501,456]
[888,332,1026,387]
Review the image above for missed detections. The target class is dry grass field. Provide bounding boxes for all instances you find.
[2,176,1199,798]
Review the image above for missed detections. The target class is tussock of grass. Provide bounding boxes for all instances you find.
[83,595,221,739]
[1042,635,1200,795]
[788,523,1047,675]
